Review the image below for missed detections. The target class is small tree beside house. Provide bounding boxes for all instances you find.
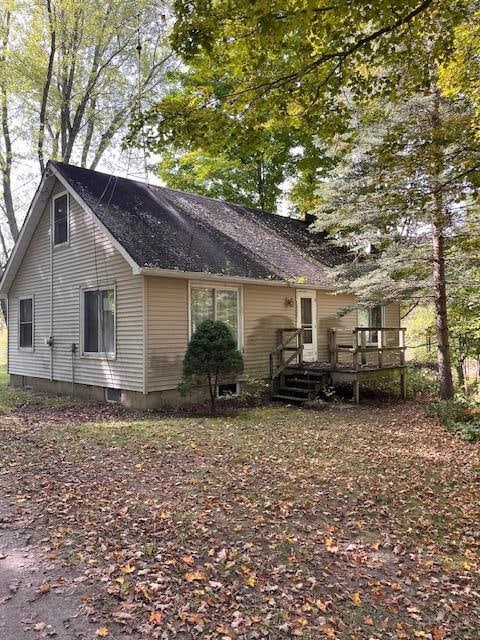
[180,320,244,412]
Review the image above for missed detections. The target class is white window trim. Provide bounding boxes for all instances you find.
[18,295,34,352]
[296,289,318,361]
[188,281,244,351]
[52,191,70,248]
[217,381,240,398]
[79,284,117,359]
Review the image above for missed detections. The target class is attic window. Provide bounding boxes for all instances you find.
[53,193,69,246]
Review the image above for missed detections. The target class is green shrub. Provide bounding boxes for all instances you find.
[429,396,480,442]
[180,320,244,412]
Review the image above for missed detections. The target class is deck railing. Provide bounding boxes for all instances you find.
[328,327,406,370]
[269,328,304,384]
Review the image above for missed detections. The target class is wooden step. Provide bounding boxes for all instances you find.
[278,386,310,397]
[272,394,306,403]
[283,377,318,388]
[284,368,328,379]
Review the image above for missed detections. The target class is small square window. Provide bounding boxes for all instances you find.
[105,387,121,403]
[217,382,239,398]
[53,193,68,246]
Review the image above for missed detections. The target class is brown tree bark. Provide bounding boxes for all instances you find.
[431,92,454,399]
[0,10,18,241]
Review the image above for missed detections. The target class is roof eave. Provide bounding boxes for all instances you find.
[136,266,339,291]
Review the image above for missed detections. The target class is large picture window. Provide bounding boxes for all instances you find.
[190,285,240,344]
[19,297,33,349]
[83,287,115,355]
[53,193,69,246]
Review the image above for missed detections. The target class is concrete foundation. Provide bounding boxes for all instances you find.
[9,373,215,410]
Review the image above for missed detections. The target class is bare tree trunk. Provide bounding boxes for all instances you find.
[207,372,216,413]
[0,11,18,242]
[431,92,454,400]
[38,0,56,173]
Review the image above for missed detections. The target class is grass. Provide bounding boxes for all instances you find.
[0,372,479,638]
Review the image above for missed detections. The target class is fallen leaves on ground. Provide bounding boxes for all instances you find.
[0,401,479,639]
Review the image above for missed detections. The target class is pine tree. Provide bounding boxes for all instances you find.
[181,320,244,412]
[315,92,480,399]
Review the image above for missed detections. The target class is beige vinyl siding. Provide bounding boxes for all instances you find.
[243,284,295,378]
[145,280,404,392]
[146,276,189,391]
[146,277,296,391]
[317,291,357,361]
[8,203,51,378]
[8,180,144,391]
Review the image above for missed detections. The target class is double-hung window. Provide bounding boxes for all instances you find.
[19,297,34,350]
[53,193,69,246]
[190,285,240,345]
[82,287,115,356]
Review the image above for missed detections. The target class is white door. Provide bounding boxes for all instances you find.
[296,290,317,362]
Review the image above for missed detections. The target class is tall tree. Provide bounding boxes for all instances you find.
[132,62,304,212]
[315,93,480,398]
[157,148,294,212]
[0,0,173,248]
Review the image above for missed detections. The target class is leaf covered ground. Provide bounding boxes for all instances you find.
[0,393,479,639]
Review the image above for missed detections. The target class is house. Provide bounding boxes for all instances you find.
[0,161,404,408]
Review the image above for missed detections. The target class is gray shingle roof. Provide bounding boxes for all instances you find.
[52,161,347,286]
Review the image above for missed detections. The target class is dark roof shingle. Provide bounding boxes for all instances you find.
[52,161,347,286]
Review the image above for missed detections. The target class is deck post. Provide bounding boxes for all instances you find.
[378,329,383,368]
[353,378,360,404]
[328,328,338,365]
[360,329,367,365]
[400,371,407,399]
[352,329,359,370]
[399,329,406,366]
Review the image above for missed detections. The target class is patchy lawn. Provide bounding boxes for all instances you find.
[0,388,479,639]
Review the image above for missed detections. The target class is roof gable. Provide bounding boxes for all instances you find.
[1,161,348,295]
[51,162,346,286]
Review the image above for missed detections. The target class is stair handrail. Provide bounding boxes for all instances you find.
[269,327,304,382]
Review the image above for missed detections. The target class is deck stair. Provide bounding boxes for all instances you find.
[269,327,328,403]
[271,368,329,403]
[269,326,407,404]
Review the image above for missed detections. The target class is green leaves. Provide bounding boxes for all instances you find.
[181,320,244,411]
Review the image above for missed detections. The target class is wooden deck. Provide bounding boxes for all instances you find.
[269,327,407,404]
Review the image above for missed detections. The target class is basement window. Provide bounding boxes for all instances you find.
[217,382,239,398]
[105,387,121,403]
[53,192,69,246]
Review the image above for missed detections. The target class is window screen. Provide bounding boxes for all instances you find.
[300,297,313,344]
[19,298,33,348]
[190,287,239,343]
[83,288,115,354]
[53,194,68,245]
